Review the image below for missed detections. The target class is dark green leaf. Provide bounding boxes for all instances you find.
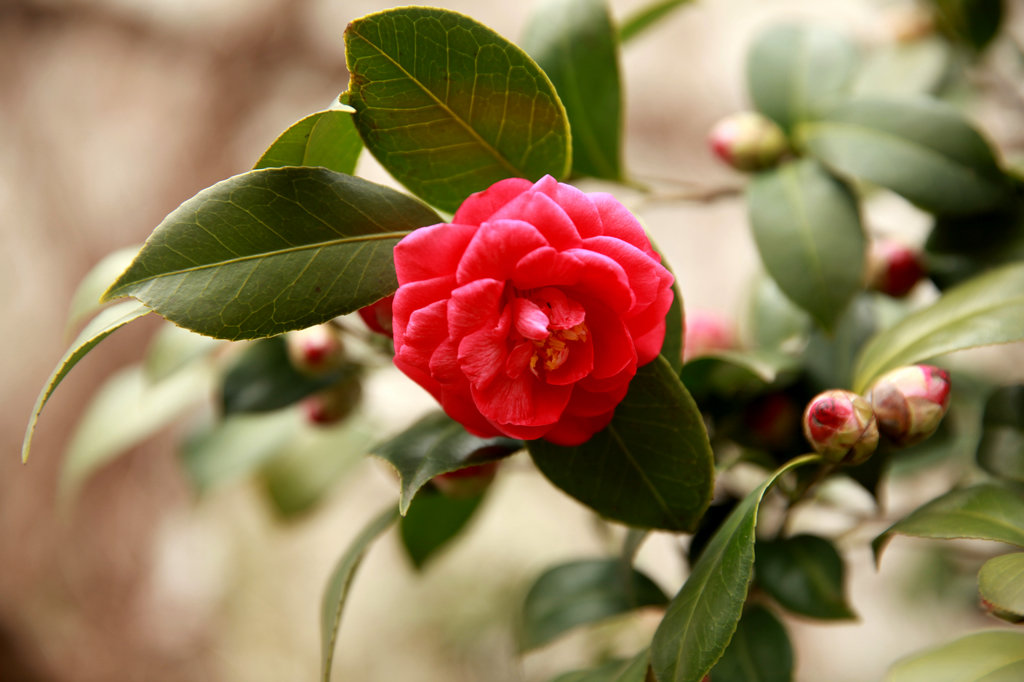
[925,204,1024,290]
[930,0,1004,51]
[755,534,856,620]
[710,605,793,682]
[852,262,1024,393]
[979,552,1024,621]
[887,630,1024,682]
[662,278,685,374]
[619,0,694,43]
[650,454,820,682]
[747,158,866,332]
[255,108,362,175]
[528,355,714,531]
[523,0,622,180]
[520,559,668,651]
[67,245,141,331]
[23,301,150,463]
[103,167,440,340]
[803,293,893,391]
[978,385,1024,483]
[873,484,1024,565]
[400,489,486,570]
[549,649,651,682]
[344,7,571,212]
[372,411,521,514]
[852,37,951,97]
[746,23,858,132]
[797,98,1010,215]
[320,505,399,682]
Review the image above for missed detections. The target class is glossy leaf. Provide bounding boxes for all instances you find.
[887,630,1024,682]
[60,362,213,498]
[710,605,793,682]
[797,98,1009,215]
[372,411,521,514]
[103,167,441,340]
[650,454,820,682]
[619,0,694,43]
[873,484,1024,565]
[144,322,222,382]
[523,0,622,180]
[400,489,486,570]
[977,386,1024,483]
[528,355,714,532]
[852,38,951,97]
[747,23,858,132]
[67,245,141,331]
[852,262,1024,392]
[550,649,651,682]
[255,109,362,174]
[979,553,1024,621]
[755,534,856,620]
[23,301,150,463]
[520,558,668,651]
[662,278,685,374]
[747,158,866,332]
[344,7,571,212]
[320,505,399,682]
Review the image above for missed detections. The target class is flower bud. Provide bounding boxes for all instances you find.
[708,111,788,172]
[302,370,363,426]
[803,390,879,465]
[683,309,735,362]
[867,239,926,298]
[866,365,951,447]
[358,295,395,337]
[981,597,1024,624]
[286,324,345,376]
[431,461,500,499]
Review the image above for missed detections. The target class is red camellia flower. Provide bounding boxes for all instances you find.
[391,176,675,446]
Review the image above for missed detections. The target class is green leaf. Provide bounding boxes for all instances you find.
[873,484,1024,565]
[930,0,1004,52]
[797,98,1010,215]
[852,37,952,97]
[255,109,362,174]
[520,559,668,651]
[744,275,811,352]
[619,0,694,43]
[344,7,571,212]
[925,204,1024,290]
[60,362,213,498]
[549,649,651,682]
[852,262,1024,392]
[979,552,1024,621]
[650,454,820,682]
[755,534,856,620]
[399,489,486,570]
[978,386,1024,483]
[103,167,441,340]
[180,409,300,495]
[23,301,150,463]
[144,322,222,382]
[66,245,141,331]
[528,355,714,531]
[746,23,858,132]
[747,158,866,332]
[886,630,1024,682]
[320,505,399,682]
[372,411,521,514]
[710,605,793,682]
[522,0,622,180]
[662,278,685,374]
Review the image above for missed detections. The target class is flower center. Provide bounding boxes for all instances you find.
[529,322,588,375]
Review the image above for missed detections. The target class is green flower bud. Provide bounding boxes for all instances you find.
[708,111,788,172]
[867,365,951,447]
[803,389,879,465]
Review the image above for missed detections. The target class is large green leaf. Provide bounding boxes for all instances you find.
[979,552,1024,621]
[755,534,856,620]
[797,98,1010,215]
[255,108,362,174]
[852,262,1024,392]
[528,355,714,532]
[618,0,694,43]
[23,301,150,463]
[344,7,571,212]
[851,37,951,97]
[320,505,399,682]
[520,558,668,651]
[747,158,866,332]
[710,605,793,682]
[873,484,1024,564]
[549,649,651,682]
[977,385,1024,484]
[522,0,622,180]
[746,23,858,132]
[650,454,820,682]
[399,489,487,570]
[372,411,521,514]
[887,631,1024,682]
[103,167,440,340]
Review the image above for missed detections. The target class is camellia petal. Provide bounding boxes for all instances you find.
[394,222,478,282]
[589,192,661,257]
[456,219,549,284]
[492,189,581,250]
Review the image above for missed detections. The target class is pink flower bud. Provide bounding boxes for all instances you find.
[286,324,345,376]
[866,365,951,447]
[683,309,735,362]
[708,111,788,172]
[358,295,395,337]
[803,390,879,465]
[867,239,926,298]
[431,461,500,499]
[302,372,362,426]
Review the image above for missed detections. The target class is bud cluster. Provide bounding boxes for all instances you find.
[285,323,364,427]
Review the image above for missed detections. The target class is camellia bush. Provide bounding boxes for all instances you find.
[21,0,1024,680]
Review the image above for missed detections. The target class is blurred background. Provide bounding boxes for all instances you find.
[2,0,1021,680]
